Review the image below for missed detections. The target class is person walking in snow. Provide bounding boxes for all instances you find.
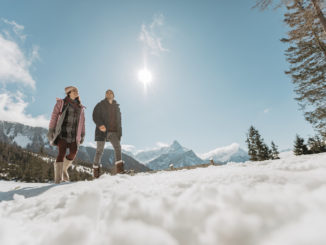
[47,86,86,184]
[92,89,123,178]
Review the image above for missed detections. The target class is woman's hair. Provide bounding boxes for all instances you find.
[67,91,81,106]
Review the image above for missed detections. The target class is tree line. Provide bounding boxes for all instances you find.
[246,125,326,161]
[244,1,326,160]
[293,134,326,155]
[246,126,280,161]
[0,141,93,182]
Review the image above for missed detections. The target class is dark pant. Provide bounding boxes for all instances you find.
[56,138,78,162]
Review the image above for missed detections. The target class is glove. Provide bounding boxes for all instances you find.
[47,128,55,142]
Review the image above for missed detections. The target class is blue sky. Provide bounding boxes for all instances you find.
[0,0,316,154]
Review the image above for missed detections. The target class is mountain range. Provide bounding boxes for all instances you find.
[0,120,250,171]
[0,121,149,172]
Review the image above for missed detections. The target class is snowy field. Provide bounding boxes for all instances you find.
[1,152,326,245]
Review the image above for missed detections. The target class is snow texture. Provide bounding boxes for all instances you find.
[0,152,326,245]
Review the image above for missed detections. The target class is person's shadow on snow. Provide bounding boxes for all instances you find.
[0,182,71,202]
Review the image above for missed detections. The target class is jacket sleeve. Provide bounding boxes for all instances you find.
[117,105,122,137]
[93,103,104,128]
[49,100,61,129]
[81,109,86,137]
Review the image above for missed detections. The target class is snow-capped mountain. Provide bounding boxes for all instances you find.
[199,143,249,163]
[132,141,249,170]
[0,120,49,149]
[147,149,205,170]
[0,121,149,172]
[134,140,189,163]
[0,120,249,171]
[135,140,205,170]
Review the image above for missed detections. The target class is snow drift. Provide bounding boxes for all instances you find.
[0,152,326,245]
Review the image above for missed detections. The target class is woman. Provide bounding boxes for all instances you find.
[47,86,86,184]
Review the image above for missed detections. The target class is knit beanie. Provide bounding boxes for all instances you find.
[65,86,78,95]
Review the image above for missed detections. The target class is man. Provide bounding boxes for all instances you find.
[92,89,124,178]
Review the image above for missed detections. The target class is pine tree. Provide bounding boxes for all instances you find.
[254,0,326,135]
[271,141,280,159]
[254,128,271,161]
[246,126,272,161]
[293,134,309,155]
[281,1,326,137]
[246,126,259,161]
[307,135,326,153]
[254,0,326,35]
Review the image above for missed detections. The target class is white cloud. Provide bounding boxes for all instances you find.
[264,108,270,114]
[139,14,169,56]
[0,90,49,128]
[121,144,136,152]
[2,18,26,41]
[0,19,46,128]
[156,141,169,148]
[199,143,240,159]
[0,19,37,88]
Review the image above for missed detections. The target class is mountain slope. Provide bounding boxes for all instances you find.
[0,141,93,182]
[137,140,205,170]
[147,149,205,170]
[0,121,149,172]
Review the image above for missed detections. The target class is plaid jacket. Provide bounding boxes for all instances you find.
[60,100,81,143]
[48,97,85,146]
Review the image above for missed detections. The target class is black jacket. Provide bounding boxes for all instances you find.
[92,99,122,141]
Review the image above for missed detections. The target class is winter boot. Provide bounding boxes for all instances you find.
[115,160,124,174]
[93,164,101,179]
[54,161,63,184]
[63,157,73,182]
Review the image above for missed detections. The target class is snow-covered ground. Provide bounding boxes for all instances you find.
[0,152,326,245]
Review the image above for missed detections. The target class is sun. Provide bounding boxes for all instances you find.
[138,67,152,86]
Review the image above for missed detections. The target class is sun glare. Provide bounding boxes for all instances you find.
[138,68,152,86]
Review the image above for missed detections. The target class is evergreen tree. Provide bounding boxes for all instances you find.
[254,0,326,35]
[293,134,309,155]
[254,0,326,136]
[246,126,272,161]
[271,141,280,159]
[282,0,326,137]
[254,128,271,161]
[246,126,259,161]
[307,135,326,153]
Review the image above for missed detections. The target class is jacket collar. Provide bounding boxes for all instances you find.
[56,97,86,109]
[102,98,118,105]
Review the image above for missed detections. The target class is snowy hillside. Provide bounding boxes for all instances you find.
[1,151,326,245]
[199,143,249,163]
